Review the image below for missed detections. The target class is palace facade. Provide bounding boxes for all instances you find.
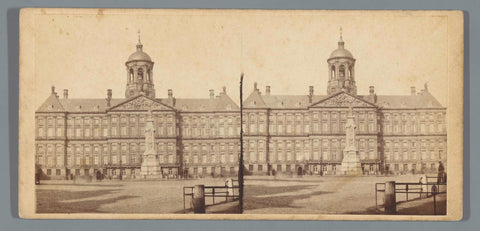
[35,35,447,179]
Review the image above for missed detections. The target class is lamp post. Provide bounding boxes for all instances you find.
[119,157,123,181]
[238,73,244,213]
[183,160,188,179]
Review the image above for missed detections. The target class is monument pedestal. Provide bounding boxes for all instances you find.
[340,149,362,176]
[340,107,362,176]
[140,154,161,177]
[140,110,162,177]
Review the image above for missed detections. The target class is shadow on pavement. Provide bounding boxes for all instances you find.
[348,194,446,215]
[246,178,324,183]
[36,189,137,213]
[244,184,331,211]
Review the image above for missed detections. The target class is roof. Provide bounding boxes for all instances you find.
[243,88,444,110]
[244,87,327,109]
[370,91,444,109]
[330,48,354,59]
[36,93,240,113]
[172,93,240,112]
[37,92,66,112]
[329,40,354,59]
[127,42,152,62]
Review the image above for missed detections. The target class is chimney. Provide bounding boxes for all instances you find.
[106,89,112,106]
[411,86,416,96]
[254,82,259,92]
[63,89,68,99]
[369,86,375,96]
[266,86,271,96]
[51,85,55,95]
[209,89,214,99]
[308,86,314,103]
[222,86,226,94]
[168,89,173,98]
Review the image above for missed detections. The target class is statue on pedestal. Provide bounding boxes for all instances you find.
[140,108,161,177]
[340,107,363,175]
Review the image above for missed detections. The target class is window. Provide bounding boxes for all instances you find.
[249,152,255,161]
[258,151,264,162]
[286,152,292,161]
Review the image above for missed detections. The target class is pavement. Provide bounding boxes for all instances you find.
[36,175,446,215]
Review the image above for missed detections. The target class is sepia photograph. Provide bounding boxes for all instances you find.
[18,9,463,220]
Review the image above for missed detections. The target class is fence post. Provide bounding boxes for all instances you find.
[183,187,186,213]
[192,185,206,213]
[406,184,409,201]
[432,185,438,215]
[385,181,396,215]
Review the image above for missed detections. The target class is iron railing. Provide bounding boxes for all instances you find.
[183,180,239,213]
[375,176,446,214]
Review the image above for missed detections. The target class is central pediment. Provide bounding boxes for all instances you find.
[109,95,175,111]
[309,92,376,108]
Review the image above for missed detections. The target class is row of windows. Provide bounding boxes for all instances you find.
[385,149,444,161]
[385,139,446,149]
[37,153,179,167]
[37,111,445,126]
[181,115,239,126]
[184,154,236,164]
[37,142,177,157]
[383,112,445,123]
[181,126,240,137]
[252,139,378,151]
[183,142,239,156]
[382,122,445,134]
[264,111,376,122]
[386,162,440,172]
[244,121,377,135]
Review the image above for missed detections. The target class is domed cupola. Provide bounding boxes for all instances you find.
[125,31,156,99]
[329,38,354,59]
[327,28,357,96]
[127,40,152,62]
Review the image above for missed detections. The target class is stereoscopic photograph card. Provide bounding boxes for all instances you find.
[18,8,463,220]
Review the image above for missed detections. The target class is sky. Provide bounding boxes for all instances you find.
[32,10,449,108]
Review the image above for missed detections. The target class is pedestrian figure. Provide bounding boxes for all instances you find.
[419,175,427,198]
[35,172,40,185]
[225,178,234,202]
[437,161,445,184]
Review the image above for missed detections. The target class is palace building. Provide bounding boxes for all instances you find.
[35,34,447,179]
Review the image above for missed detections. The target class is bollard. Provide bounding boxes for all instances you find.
[192,185,206,213]
[384,181,396,215]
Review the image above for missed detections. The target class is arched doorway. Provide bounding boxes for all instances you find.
[297,166,303,176]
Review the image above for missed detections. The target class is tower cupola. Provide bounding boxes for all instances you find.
[125,31,156,98]
[327,28,357,95]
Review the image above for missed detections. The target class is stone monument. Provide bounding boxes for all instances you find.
[340,107,363,175]
[140,109,161,177]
